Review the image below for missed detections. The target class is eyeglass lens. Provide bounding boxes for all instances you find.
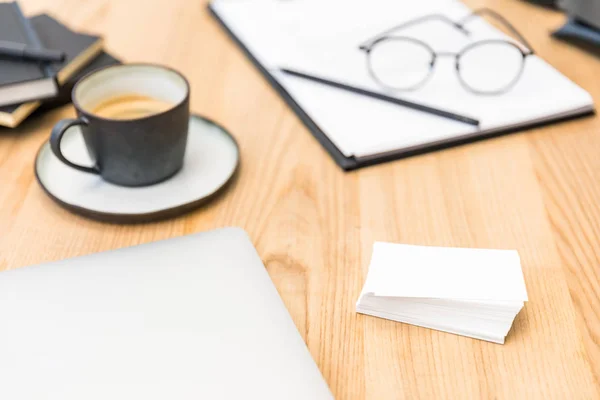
[368,39,433,90]
[368,39,525,94]
[458,41,525,94]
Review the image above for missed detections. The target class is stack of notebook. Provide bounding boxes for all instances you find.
[0,2,120,128]
[356,242,529,344]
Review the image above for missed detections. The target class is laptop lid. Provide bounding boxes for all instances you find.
[0,228,333,400]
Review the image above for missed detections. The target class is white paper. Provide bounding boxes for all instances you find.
[362,242,528,301]
[355,241,528,343]
[212,0,593,158]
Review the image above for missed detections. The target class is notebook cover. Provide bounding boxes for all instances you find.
[0,3,57,96]
[0,14,105,128]
[30,14,103,84]
[208,3,594,171]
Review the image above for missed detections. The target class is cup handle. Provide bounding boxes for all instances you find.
[50,118,100,174]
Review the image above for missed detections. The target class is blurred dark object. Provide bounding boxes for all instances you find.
[553,18,600,56]
[523,0,560,8]
[562,0,600,30]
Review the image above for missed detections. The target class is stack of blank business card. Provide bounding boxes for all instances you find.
[356,242,528,344]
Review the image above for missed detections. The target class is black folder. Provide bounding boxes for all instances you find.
[208,4,594,171]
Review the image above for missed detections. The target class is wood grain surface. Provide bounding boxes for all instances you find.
[1,0,599,398]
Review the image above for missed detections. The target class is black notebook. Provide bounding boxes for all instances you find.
[35,51,121,114]
[0,2,58,108]
[0,14,104,128]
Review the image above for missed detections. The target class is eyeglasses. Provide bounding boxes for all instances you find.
[358,9,535,95]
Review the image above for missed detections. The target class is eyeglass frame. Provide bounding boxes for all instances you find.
[358,8,536,95]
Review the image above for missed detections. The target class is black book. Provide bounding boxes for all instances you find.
[0,2,58,107]
[0,14,105,128]
[36,51,121,113]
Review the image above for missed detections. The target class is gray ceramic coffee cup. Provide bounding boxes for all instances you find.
[50,64,190,187]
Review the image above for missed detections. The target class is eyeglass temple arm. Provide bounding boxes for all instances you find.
[358,14,470,50]
[457,8,535,54]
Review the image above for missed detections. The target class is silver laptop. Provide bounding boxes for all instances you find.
[0,228,333,400]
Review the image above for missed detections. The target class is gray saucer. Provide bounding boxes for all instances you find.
[35,115,240,223]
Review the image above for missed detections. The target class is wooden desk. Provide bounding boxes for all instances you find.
[1,0,599,397]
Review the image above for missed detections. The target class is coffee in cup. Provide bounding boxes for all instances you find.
[90,94,174,120]
[50,64,190,187]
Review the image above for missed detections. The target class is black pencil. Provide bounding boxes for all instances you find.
[0,40,65,63]
[280,68,480,126]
